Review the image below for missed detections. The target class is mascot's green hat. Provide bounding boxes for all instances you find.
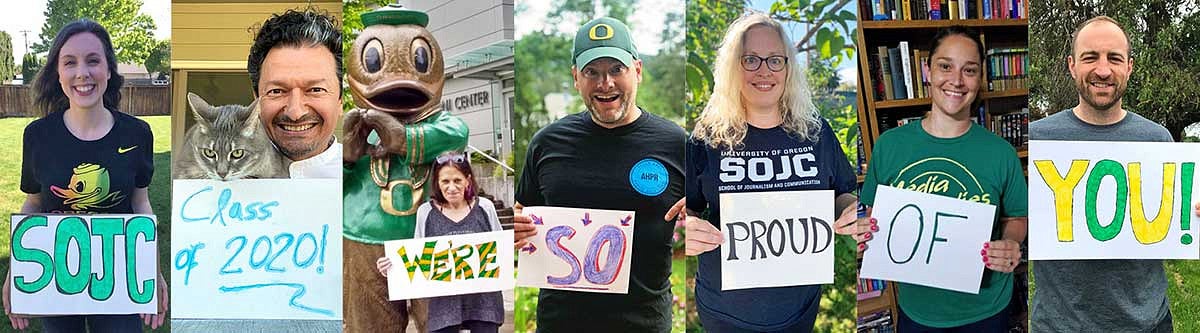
[361,4,428,27]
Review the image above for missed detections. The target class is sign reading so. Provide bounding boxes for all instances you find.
[516,207,634,293]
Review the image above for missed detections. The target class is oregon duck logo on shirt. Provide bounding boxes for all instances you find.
[893,157,991,204]
[50,163,125,211]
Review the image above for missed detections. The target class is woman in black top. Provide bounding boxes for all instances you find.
[378,152,504,332]
[2,20,167,331]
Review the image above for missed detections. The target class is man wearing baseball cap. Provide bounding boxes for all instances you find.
[512,17,685,331]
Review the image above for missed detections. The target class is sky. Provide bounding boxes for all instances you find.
[515,0,683,55]
[0,0,171,66]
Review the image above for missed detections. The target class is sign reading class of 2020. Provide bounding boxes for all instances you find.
[9,214,158,315]
[719,190,835,290]
[384,230,515,300]
[516,206,635,293]
[859,186,996,294]
[1029,140,1200,260]
[171,179,343,320]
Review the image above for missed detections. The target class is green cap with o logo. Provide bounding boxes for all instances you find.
[361,4,428,27]
[572,17,638,69]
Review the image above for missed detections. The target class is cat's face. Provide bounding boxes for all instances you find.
[186,93,281,180]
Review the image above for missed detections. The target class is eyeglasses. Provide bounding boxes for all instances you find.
[741,55,788,72]
[435,152,467,165]
[579,63,630,81]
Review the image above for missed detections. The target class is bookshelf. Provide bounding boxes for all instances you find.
[854,0,1029,331]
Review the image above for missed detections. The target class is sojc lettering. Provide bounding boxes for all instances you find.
[720,153,818,182]
[725,216,832,260]
[11,215,156,303]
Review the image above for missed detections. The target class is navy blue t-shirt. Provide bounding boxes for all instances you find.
[686,119,855,330]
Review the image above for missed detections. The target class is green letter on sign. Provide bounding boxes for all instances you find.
[12,215,53,293]
[125,216,156,304]
[1085,160,1128,241]
[88,217,123,301]
[54,217,91,295]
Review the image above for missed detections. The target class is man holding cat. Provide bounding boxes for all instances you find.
[247,9,343,179]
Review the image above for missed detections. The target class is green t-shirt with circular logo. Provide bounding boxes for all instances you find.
[860,120,1028,328]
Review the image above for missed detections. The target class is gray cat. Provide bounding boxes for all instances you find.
[173,92,290,180]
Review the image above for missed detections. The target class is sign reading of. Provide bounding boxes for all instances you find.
[718,190,834,290]
[9,214,158,315]
[516,206,634,293]
[1029,140,1200,259]
[384,230,514,300]
[859,185,996,294]
[170,179,343,320]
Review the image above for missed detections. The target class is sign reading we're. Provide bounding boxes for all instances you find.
[384,230,514,300]
[9,214,158,315]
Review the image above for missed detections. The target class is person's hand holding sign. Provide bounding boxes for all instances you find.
[666,198,723,256]
[513,203,536,250]
[851,208,877,256]
[982,240,1021,273]
[3,273,30,330]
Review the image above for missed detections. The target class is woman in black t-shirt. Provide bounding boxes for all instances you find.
[2,19,167,332]
[376,152,505,333]
[683,12,862,332]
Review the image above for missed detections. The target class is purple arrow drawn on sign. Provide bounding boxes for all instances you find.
[531,214,543,225]
[620,215,632,226]
[581,213,592,226]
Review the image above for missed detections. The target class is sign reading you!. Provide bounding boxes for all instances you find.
[1029,140,1200,259]
[9,214,158,315]
[719,190,835,290]
[516,206,635,293]
[859,186,996,294]
[171,179,342,320]
[384,230,515,300]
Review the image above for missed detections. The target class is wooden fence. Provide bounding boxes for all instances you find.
[0,85,171,117]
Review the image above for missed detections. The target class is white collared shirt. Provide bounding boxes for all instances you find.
[288,140,341,179]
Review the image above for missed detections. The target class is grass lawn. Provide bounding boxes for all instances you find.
[514,256,689,332]
[0,115,171,333]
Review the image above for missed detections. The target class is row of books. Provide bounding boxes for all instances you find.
[857,278,888,300]
[870,44,927,101]
[857,309,895,333]
[868,0,1026,20]
[985,108,1029,148]
[987,48,1029,91]
[870,43,1029,101]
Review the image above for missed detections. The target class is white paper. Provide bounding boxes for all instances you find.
[718,190,835,290]
[170,179,343,320]
[9,214,158,314]
[384,230,515,300]
[516,206,635,293]
[860,185,996,294]
[1028,140,1200,260]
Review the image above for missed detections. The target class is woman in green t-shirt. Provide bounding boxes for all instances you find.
[855,26,1029,332]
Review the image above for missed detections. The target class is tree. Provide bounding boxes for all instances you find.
[0,32,15,81]
[143,39,169,76]
[1030,0,1200,141]
[21,53,41,85]
[34,0,158,65]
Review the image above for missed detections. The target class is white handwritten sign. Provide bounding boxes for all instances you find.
[384,230,514,300]
[170,179,342,320]
[9,214,158,314]
[860,185,996,294]
[1029,140,1200,259]
[719,190,834,290]
[516,206,634,293]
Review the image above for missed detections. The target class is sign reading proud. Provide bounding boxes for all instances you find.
[719,190,835,290]
[1029,140,1200,259]
[9,214,158,315]
[516,206,635,293]
[860,185,996,294]
[170,179,342,320]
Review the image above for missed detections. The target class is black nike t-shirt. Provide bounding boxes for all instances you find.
[21,109,154,214]
[516,109,685,332]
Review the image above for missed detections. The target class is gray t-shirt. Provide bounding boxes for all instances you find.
[1029,108,1174,332]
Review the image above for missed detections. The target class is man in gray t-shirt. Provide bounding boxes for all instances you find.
[1029,16,1174,332]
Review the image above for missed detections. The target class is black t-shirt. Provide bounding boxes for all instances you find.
[686,120,855,330]
[516,110,685,332]
[21,109,154,214]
